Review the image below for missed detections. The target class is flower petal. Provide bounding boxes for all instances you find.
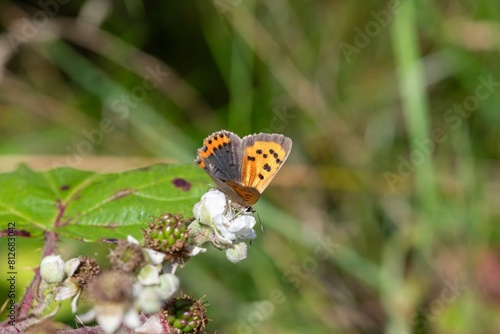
[55,280,80,301]
[134,313,163,334]
[135,286,162,314]
[94,304,125,334]
[226,242,249,263]
[138,264,161,285]
[156,273,179,301]
[123,307,142,329]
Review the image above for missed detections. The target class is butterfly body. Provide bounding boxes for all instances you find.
[195,130,292,207]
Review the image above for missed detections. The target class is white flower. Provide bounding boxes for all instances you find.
[127,235,166,265]
[226,242,249,263]
[120,235,181,314]
[133,272,180,314]
[55,279,80,302]
[193,188,226,219]
[64,257,82,277]
[134,286,163,314]
[194,189,257,243]
[134,313,164,334]
[214,213,256,241]
[156,273,180,300]
[79,271,140,333]
[186,245,207,257]
[79,303,141,334]
[138,264,161,285]
[191,189,256,262]
[54,257,83,313]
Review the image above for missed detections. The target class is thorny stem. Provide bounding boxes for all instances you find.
[18,199,64,319]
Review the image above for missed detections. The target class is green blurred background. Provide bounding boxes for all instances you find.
[1,0,500,333]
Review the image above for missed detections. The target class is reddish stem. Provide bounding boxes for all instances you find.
[18,199,64,318]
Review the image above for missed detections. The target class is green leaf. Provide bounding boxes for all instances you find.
[0,164,210,242]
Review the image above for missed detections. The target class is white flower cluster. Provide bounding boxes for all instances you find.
[191,189,257,263]
[38,234,206,334]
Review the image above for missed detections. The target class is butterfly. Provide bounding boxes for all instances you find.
[195,130,292,208]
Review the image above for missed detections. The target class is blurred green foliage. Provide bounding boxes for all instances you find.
[1,0,500,333]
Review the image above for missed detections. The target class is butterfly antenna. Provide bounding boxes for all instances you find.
[256,212,265,234]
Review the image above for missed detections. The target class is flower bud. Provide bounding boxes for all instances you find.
[40,255,65,284]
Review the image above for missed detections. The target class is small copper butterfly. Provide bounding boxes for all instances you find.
[195,130,292,207]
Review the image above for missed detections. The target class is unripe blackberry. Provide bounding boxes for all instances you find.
[162,294,208,333]
[73,256,100,287]
[143,213,191,264]
[109,239,146,273]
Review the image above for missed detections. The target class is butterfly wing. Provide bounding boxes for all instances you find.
[195,130,249,204]
[195,131,292,207]
[240,133,292,195]
[224,180,262,206]
[195,130,242,181]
